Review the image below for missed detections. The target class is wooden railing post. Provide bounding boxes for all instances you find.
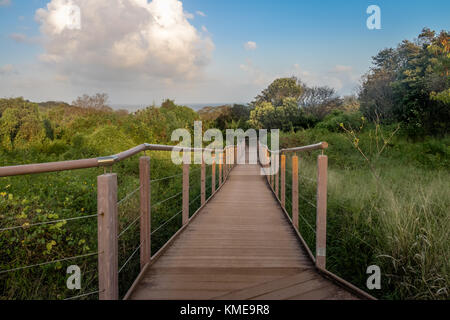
[97,173,119,300]
[212,156,216,194]
[316,155,328,269]
[182,152,190,226]
[201,155,206,205]
[139,157,151,270]
[281,155,286,208]
[224,149,227,179]
[234,146,237,166]
[219,152,223,186]
[292,156,299,230]
[275,154,279,198]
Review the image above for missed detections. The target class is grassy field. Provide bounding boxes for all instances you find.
[279,128,449,300]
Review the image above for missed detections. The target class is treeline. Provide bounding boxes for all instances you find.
[0,97,198,162]
[203,28,448,138]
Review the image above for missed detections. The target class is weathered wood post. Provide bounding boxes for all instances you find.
[316,155,328,269]
[234,146,237,166]
[275,154,279,198]
[201,154,206,205]
[281,155,286,208]
[139,157,151,270]
[292,156,299,230]
[97,173,119,300]
[224,149,227,179]
[182,152,190,226]
[212,155,216,194]
[219,152,223,186]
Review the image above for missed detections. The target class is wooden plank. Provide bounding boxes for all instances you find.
[97,174,119,300]
[139,157,151,270]
[128,160,361,301]
[215,271,319,300]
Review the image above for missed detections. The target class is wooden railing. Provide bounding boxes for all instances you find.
[258,142,328,269]
[259,142,375,300]
[0,144,237,300]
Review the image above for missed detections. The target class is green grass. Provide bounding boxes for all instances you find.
[278,129,450,300]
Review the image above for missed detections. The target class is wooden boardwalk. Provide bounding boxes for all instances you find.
[128,164,357,300]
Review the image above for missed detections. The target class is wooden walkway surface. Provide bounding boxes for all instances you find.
[128,164,358,300]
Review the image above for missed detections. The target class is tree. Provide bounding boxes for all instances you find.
[72,93,112,111]
[359,28,450,136]
[253,77,303,107]
[298,86,343,120]
[0,98,46,150]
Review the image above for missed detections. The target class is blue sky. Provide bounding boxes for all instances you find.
[0,0,449,107]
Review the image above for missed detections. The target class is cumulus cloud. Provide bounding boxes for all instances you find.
[34,0,214,83]
[244,41,257,51]
[0,0,11,7]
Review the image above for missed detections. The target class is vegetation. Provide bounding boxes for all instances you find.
[0,28,448,300]
[0,97,204,299]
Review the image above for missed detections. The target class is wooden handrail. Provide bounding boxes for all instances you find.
[259,141,328,154]
[0,143,235,178]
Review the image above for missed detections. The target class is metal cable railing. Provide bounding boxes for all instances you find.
[0,143,237,300]
[0,251,99,275]
[0,213,98,232]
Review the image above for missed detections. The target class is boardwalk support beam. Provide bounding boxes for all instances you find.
[316,155,328,269]
[97,173,119,300]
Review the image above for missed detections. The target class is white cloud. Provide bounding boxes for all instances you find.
[0,64,17,75]
[293,64,359,94]
[9,33,41,44]
[0,0,11,7]
[244,41,257,51]
[196,10,206,17]
[184,11,194,19]
[34,0,214,83]
[332,65,353,73]
[239,59,271,86]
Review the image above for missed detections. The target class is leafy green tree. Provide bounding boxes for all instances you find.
[0,98,46,150]
[253,77,303,107]
[360,28,450,136]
